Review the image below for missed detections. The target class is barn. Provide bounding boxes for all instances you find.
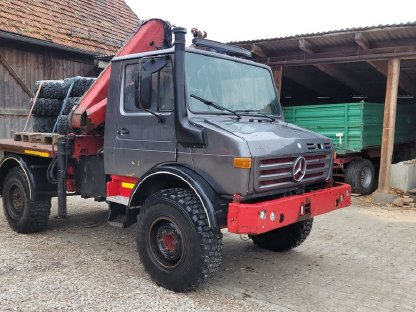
[0,0,138,138]
[233,23,416,196]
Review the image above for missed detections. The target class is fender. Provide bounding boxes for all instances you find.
[0,154,56,200]
[0,155,35,200]
[129,165,227,228]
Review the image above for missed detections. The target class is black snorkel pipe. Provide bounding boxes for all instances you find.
[172,27,206,147]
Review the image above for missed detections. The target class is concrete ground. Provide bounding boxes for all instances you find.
[0,196,415,312]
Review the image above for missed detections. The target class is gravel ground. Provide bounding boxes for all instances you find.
[0,196,415,311]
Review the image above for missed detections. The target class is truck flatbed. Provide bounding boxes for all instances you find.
[0,139,54,158]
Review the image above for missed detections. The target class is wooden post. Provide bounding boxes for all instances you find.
[272,66,283,96]
[378,58,401,193]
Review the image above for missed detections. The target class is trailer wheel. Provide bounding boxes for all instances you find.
[137,188,223,292]
[250,218,313,252]
[345,159,375,195]
[2,167,51,233]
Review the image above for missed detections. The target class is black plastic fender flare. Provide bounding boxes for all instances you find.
[0,154,36,200]
[128,165,225,228]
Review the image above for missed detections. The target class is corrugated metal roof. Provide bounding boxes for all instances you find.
[229,22,416,106]
[230,21,416,45]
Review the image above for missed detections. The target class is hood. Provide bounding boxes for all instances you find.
[200,117,332,157]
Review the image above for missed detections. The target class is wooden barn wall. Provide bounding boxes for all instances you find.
[0,40,95,138]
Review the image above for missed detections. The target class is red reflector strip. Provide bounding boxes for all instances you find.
[107,175,138,198]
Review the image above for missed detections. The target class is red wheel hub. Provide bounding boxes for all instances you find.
[162,233,176,252]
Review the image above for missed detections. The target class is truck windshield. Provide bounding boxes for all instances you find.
[185,52,280,116]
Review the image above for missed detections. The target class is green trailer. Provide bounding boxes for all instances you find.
[283,102,416,194]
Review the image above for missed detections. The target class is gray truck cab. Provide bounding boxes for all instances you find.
[103,28,333,217]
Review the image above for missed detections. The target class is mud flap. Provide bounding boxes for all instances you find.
[108,202,139,228]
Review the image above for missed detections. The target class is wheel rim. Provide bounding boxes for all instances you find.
[148,217,184,269]
[360,167,372,188]
[8,184,25,219]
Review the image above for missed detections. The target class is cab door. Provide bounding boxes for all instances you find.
[113,56,176,177]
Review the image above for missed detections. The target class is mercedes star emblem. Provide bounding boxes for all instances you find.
[292,156,307,182]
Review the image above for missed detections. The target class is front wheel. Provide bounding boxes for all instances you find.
[2,167,51,233]
[250,218,313,252]
[137,188,223,292]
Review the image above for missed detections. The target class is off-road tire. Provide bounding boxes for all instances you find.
[32,116,56,133]
[2,167,51,233]
[251,218,313,252]
[32,98,62,116]
[70,78,95,97]
[344,159,376,195]
[63,97,80,115]
[36,81,67,99]
[137,188,223,292]
[56,115,72,135]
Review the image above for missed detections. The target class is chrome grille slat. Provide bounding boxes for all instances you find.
[259,171,293,181]
[305,167,327,175]
[306,158,326,165]
[259,162,293,169]
[255,152,331,192]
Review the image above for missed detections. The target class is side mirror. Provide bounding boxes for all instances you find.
[136,58,167,110]
[139,71,152,109]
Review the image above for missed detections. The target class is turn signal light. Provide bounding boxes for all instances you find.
[233,157,252,169]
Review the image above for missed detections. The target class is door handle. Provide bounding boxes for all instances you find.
[117,128,129,135]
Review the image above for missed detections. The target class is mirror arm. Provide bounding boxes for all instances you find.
[143,108,166,123]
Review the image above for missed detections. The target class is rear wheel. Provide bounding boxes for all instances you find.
[250,218,313,252]
[345,159,376,195]
[137,188,222,292]
[2,167,51,233]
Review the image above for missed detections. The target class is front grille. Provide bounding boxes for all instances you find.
[255,153,331,191]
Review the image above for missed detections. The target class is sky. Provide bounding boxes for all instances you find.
[125,0,416,43]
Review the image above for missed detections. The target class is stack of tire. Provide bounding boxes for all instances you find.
[31,78,96,134]
[31,81,66,133]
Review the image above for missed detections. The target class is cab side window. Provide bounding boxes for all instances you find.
[123,58,174,113]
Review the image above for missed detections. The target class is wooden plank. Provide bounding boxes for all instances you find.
[14,132,60,145]
[0,53,34,98]
[378,58,401,193]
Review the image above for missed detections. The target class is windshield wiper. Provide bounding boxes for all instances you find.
[235,109,276,121]
[190,94,241,120]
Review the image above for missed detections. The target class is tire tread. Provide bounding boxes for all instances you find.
[137,188,222,292]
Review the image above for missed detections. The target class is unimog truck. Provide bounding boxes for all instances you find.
[0,19,351,292]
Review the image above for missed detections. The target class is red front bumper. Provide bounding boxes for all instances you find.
[227,183,351,234]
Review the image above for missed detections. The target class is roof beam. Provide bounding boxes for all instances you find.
[258,46,416,66]
[354,33,416,97]
[251,44,268,58]
[298,38,375,97]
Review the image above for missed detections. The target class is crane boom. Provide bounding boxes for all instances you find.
[71,19,172,132]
